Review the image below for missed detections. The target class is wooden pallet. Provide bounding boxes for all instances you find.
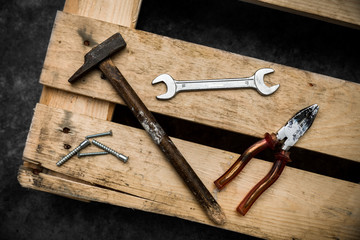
[18,0,360,239]
[242,0,360,29]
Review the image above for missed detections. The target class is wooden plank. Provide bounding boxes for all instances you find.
[241,0,360,29]
[64,0,143,28]
[40,11,360,162]
[39,0,142,120]
[20,103,360,240]
[39,86,114,120]
[25,0,142,204]
[17,166,164,216]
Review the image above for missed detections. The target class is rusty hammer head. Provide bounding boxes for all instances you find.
[68,33,126,83]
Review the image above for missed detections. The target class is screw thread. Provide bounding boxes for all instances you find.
[92,139,128,163]
[77,151,109,157]
[86,130,112,139]
[56,139,91,166]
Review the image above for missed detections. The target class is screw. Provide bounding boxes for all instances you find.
[85,130,112,139]
[77,151,109,157]
[56,139,91,166]
[92,139,128,163]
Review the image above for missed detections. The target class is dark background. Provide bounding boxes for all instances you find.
[1,0,359,239]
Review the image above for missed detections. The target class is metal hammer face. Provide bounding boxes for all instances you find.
[68,33,126,83]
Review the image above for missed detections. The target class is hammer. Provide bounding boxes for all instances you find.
[68,33,226,225]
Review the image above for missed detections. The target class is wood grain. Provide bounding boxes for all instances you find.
[39,86,114,120]
[64,0,142,28]
[98,58,226,225]
[19,2,360,239]
[40,11,360,161]
[241,0,360,29]
[21,103,360,240]
[39,0,142,120]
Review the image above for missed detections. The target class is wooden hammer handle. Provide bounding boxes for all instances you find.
[98,58,226,225]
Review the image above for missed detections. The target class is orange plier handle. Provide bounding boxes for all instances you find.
[214,133,291,215]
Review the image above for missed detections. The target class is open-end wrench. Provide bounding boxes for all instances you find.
[152,68,279,100]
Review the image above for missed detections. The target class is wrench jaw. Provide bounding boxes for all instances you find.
[257,84,280,96]
[152,74,177,100]
[254,68,280,96]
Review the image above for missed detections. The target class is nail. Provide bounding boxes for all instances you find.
[92,139,128,163]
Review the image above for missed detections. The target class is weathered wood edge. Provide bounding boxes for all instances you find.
[240,0,360,29]
[19,103,360,240]
[22,0,143,206]
[17,165,217,229]
[18,1,360,238]
[19,0,144,228]
[39,0,143,120]
[40,11,360,161]
[63,0,143,28]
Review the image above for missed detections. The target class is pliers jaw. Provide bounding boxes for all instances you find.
[277,104,319,151]
[214,104,319,215]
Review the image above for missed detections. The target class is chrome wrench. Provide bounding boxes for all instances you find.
[152,68,279,100]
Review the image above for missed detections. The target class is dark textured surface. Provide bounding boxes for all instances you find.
[1,0,359,239]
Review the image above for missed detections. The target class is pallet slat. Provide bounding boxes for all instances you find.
[40,11,360,161]
[64,0,143,28]
[39,86,114,120]
[241,0,360,29]
[20,103,360,240]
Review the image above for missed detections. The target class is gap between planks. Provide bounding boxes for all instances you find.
[20,1,360,239]
[40,11,360,161]
[19,103,360,240]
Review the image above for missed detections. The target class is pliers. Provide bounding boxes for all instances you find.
[214,104,319,215]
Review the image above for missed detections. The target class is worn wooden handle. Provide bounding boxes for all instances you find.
[98,58,226,225]
[237,150,291,215]
[214,133,278,190]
